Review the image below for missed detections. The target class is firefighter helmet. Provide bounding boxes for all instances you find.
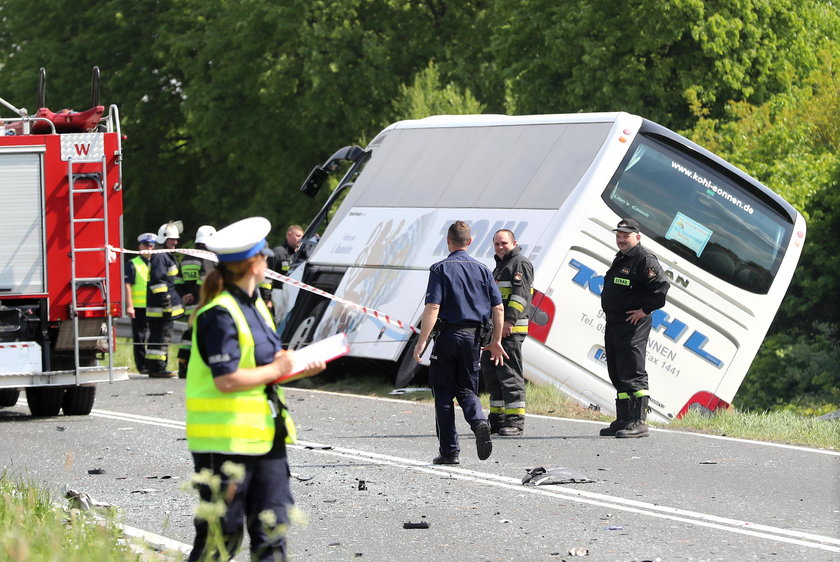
[195,225,217,245]
[156,220,183,244]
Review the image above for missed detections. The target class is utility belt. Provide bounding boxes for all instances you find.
[434,319,493,346]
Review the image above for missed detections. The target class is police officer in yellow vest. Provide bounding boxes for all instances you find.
[124,233,156,374]
[185,217,325,562]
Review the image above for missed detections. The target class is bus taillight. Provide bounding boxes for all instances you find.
[528,289,555,343]
[678,391,731,418]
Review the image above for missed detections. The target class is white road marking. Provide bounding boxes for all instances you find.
[85,407,840,553]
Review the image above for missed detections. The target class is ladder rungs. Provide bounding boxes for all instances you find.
[73,247,106,253]
[75,277,106,284]
[77,335,105,342]
[76,306,106,312]
[71,188,103,194]
[72,217,106,223]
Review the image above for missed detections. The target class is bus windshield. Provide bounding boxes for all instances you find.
[602,136,793,294]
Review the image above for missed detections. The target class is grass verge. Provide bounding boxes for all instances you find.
[0,472,161,561]
[289,366,839,451]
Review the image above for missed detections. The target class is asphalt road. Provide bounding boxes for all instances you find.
[1,374,838,561]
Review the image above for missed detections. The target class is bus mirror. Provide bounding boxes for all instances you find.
[300,166,329,197]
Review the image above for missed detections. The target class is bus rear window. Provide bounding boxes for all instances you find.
[602,138,792,294]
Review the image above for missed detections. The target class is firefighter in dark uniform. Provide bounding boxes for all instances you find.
[269,225,303,327]
[175,225,216,378]
[481,229,534,437]
[600,218,669,438]
[185,216,325,562]
[124,232,157,374]
[413,220,507,465]
[146,221,185,377]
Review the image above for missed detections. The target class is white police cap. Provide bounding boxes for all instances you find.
[137,232,157,245]
[204,217,272,263]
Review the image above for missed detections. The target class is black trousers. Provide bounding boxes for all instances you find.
[130,308,150,372]
[189,442,293,562]
[481,333,526,424]
[604,315,652,394]
[146,314,174,374]
[429,329,487,456]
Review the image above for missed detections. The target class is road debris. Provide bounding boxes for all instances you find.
[569,546,589,556]
[357,479,367,491]
[65,488,115,515]
[522,465,595,486]
[389,387,431,395]
[403,521,429,529]
[87,468,106,475]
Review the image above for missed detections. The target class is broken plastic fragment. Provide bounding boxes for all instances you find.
[522,465,594,486]
[403,521,429,529]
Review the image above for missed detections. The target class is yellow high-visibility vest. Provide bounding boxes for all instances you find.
[130,256,150,308]
[185,291,296,454]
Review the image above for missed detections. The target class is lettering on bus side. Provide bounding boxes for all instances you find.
[568,258,724,368]
[433,219,540,261]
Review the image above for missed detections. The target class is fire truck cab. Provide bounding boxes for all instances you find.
[0,75,127,417]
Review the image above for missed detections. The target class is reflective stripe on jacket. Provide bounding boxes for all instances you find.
[185,291,296,454]
[130,256,150,308]
[493,246,534,334]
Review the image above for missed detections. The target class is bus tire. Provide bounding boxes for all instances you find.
[25,387,65,417]
[395,335,427,388]
[0,389,20,407]
[287,301,328,350]
[63,385,96,416]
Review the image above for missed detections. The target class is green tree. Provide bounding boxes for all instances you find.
[688,44,840,411]
[490,0,832,130]
[391,61,484,119]
[158,0,489,242]
[0,0,194,240]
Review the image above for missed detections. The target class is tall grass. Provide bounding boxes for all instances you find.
[0,472,158,561]
[667,409,840,450]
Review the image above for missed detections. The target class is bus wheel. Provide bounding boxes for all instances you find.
[63,386,96,416]
[25,387,65,417]
[395,335,427,388]
[287,301,327,350]
[0,389,20,407]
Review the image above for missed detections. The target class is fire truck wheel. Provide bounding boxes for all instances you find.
[63,385,96,416]
[0,389,20,408]
[25,387,65,417]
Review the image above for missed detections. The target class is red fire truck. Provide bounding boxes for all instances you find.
[0,68,127,417]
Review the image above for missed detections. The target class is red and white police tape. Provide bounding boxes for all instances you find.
[112,245,420,335]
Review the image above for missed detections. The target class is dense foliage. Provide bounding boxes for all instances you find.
[1,0,837,411]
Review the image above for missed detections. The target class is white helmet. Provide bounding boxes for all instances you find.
[195,225,217,245]
[156,220,183,244]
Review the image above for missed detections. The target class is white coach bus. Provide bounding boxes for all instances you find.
[281,113,806,422]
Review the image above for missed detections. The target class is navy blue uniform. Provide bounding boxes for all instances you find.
[124,256,151,373]
[425,250,502,457]
[188,285,293,562]
[145,252,184,375]
[601,244,669,394]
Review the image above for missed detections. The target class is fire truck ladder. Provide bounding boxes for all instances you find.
[67,155,116,384]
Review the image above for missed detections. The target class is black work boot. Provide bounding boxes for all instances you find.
[474,420,493,460]
[599,398,631,436]
[488,412,506,434]
[498,414,524,437]
[616,396,650,438]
